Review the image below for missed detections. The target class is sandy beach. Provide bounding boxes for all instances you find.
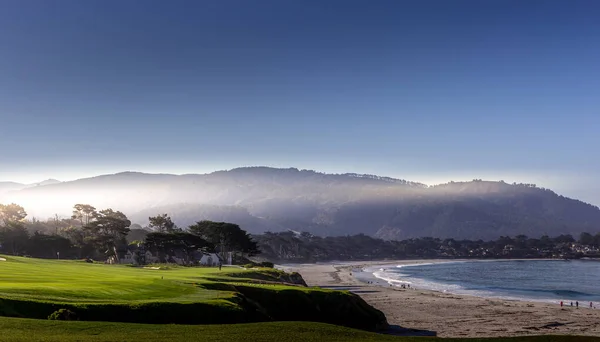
[283,260,600,338]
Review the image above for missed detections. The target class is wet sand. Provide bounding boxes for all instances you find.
[284,261,600,338]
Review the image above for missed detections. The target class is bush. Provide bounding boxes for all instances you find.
[48,309,78,321]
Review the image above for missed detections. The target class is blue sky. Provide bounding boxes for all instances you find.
[0,0,599,203]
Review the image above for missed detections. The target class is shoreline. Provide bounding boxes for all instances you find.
[353,259,585,304]
[285,259,600,338]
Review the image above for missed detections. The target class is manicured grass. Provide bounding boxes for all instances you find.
[0,256,245,304]
[0,318,398,342]
[0,317,598,342]
[0,255,313,305]
[0,255,387,330]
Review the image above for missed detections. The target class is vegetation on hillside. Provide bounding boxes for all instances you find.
[5,201,600,264]
[3,168,600,240]
[254,231,600,262]
[0,204,259,264]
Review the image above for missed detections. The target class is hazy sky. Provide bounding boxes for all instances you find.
[1,1,599,203]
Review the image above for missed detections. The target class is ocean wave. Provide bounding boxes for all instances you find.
[366,260,600,303]
[484,286,594,298]
[396,260,468,269]
[372,271,411,285]
[371,268,542,300]
[363,260,459,273]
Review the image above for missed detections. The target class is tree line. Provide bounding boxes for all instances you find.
[253,231,600,262]
[5,201,599,264]
[0,203,259,264]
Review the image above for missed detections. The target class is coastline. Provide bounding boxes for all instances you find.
[284,260,600,338]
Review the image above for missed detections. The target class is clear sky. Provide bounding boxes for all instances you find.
[0,1,599,203]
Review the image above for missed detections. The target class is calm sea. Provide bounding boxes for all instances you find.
[366,260,600,303]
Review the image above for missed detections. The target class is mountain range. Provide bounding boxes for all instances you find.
[0,179,62,195]
[1,167,598,240]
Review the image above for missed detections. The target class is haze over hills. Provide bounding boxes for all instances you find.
[0,179,62,196]
[1,167,599,240]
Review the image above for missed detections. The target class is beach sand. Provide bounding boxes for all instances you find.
[284,261,600,338]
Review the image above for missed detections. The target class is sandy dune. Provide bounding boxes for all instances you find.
[285,261,600,338]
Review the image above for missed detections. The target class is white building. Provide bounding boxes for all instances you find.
[108,250,221,266]
[199,253,221,266]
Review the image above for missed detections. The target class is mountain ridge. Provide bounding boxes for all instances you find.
[0,167,428,189]
[0,179,62,196]
[1,167,598,240]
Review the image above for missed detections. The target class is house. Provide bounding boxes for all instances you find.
[106,247,222,267]
[199,253,221,266]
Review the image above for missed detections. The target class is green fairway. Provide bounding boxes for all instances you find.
[0,255,386,330]
[0,255,243,304]
[0,317,598,342]
[0,257,598,341]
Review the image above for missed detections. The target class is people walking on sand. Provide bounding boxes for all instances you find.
[571,302,573,306]
[560,301,563,307]
[576,301,579,308]
[591,302,593,308]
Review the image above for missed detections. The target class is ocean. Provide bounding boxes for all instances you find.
[364,259,600,303]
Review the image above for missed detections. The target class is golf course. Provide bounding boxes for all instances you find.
[0,255,386,329]
[1,255,599,341]
[1,318,599,342]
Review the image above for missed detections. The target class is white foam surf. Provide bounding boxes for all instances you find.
[366,262,560,303]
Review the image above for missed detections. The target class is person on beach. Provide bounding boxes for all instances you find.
[591,302,593,308]
[571,302,573,306]
[560,301,563,307]
[576,301,579,308]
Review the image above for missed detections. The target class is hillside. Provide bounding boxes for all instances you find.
[0,179,61,196]
[0,182,27,196]
[1,167,599,240]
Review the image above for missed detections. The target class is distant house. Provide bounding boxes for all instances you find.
[121,251,134,264]
[106,247,221,266]
[199,253,221,266]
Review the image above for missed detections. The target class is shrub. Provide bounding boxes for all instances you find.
[48,309,78,321]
